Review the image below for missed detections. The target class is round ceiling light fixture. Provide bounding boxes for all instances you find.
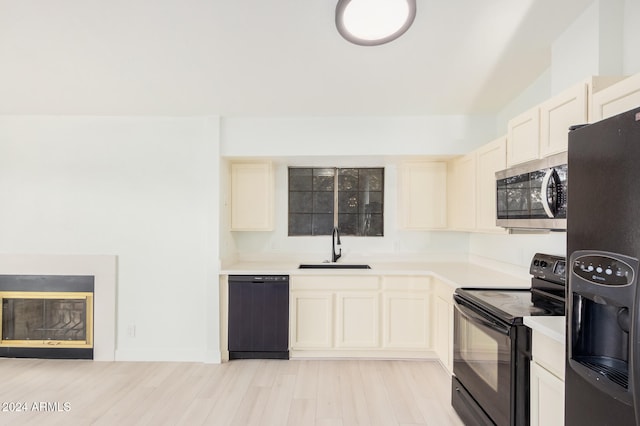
[335,0,417,46]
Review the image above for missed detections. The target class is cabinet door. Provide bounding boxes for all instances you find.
[530,362,564,426]
[540,82,588,157]
[592,72,640,121]
[336,292,379,348]
[475,137,507,232]
[290,292,333,349]
[230,162,274,231]
[447,154,476,230]
[507,107,540,166]
[398,162,447,229]
[434,295,454,373]
[382,292,430,349]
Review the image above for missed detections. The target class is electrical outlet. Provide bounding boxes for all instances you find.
[127,324,136,338]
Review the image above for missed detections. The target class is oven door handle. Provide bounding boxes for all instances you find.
[454,295,511,336]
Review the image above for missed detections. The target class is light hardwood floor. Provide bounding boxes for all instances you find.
[0,358,463,426]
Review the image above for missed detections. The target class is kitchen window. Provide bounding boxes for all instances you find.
[288,167,384,236]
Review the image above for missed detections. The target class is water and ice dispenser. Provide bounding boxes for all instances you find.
[568,250,639,406]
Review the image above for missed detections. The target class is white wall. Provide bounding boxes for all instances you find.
[0,116,221,362]
[2,1,638,364]
[495,69,552,135]
[551,0,625,94]
[474,0,638,272]
[219,115,494,262]
[221,115,497,157]
[624,0,640,74]
[223,160,470,262]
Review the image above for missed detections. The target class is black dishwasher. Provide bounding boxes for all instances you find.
[228,275,289,360]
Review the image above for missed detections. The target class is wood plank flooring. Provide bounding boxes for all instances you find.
[0,358,463,426]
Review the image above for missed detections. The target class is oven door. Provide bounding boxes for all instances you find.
[453,294,515,426]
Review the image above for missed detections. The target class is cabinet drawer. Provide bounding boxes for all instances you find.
[291,275,379,290]
[532,331,565,379]
[381,275,430,290]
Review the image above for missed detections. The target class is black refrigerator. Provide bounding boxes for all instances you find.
[566,105,640,425]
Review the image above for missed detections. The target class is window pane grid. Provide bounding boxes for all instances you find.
[289,167,383,236]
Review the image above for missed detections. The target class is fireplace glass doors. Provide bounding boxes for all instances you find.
[1,292,93,349]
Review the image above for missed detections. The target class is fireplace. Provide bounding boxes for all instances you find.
[0,275,94,359]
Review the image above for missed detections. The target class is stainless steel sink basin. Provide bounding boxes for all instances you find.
[298,264,372,269]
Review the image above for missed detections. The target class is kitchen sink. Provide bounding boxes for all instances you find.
[298,264,372,269]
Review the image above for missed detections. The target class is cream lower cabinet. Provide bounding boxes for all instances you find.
[290,292,333,348]
[530,363,564,426]
[433,280,454,373]
[382,276,431,349]
[336,291,380,348]
[290,275,432,357]
[530,331,565,426]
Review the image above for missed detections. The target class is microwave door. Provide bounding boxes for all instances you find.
[505,174,530,219]
[529,170,548,218]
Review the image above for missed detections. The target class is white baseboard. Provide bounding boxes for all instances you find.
[115,347,206,363]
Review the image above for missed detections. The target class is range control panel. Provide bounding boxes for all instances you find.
[530,253,566,284]
[572,254,634,286]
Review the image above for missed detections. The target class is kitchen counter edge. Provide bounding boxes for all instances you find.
[220,261,530,290]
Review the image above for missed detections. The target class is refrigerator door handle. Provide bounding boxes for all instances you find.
[541,169,558,218]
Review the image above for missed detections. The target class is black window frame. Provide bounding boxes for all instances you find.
[288,167,384,237]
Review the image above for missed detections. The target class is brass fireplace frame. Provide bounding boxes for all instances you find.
[0,291,94,349]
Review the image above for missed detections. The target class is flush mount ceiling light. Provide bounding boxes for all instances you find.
[335,0,417,46]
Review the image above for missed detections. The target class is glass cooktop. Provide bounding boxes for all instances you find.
[455,288,565,324]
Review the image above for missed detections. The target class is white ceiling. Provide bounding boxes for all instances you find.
[0,0,594,116]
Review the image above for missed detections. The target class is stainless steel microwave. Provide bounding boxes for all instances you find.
[495,152,567,230]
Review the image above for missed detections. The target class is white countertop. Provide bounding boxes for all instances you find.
[222,258,570,355]
[523,316,566,343]
[221,260,530,290]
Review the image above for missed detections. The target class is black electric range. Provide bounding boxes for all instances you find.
[451,253,566,426]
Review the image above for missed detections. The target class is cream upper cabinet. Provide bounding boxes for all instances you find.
[447,154,476,231]
[539,82,588,158]
[475,136,507,232]
[398,162,447,229]
[230,161,274,231]
[592,72,640,121]
[507,107,540,166]
[447,137,506,233]
[507,76,623,165]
